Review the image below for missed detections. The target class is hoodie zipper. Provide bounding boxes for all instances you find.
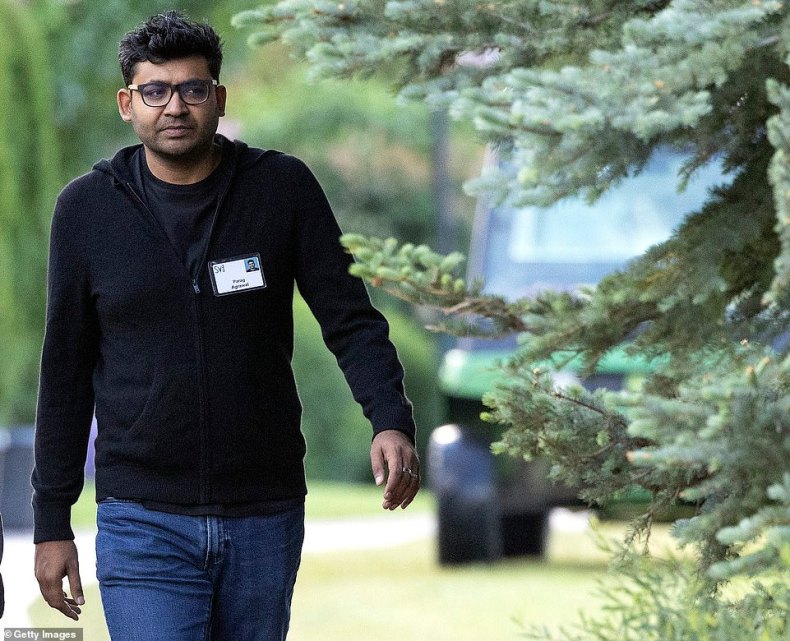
[121,181,212,499]
[189,177,235,502]
[119,169,236,504]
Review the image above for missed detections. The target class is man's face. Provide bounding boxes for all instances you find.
[117,55,226,163]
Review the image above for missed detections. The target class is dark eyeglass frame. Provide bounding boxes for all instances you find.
[127,79,218,107]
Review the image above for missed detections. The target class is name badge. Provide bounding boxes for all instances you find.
[209,253,266,296]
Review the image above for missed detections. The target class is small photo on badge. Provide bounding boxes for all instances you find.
[245,257,260,272]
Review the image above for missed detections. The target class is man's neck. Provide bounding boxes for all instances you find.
[143,143,221,185]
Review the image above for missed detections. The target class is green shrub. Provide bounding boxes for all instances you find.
[524,544,790,641]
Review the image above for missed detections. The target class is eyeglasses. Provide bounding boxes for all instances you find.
[127,79,218,107]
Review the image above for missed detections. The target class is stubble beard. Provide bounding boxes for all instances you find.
[137,116,219,167]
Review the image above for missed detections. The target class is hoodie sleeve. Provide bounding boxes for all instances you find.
[32,193,98,543]
[288,157,416,443]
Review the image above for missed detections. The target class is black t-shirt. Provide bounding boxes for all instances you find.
[130,146,230,277]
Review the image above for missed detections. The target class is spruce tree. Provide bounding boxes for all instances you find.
[234,1,790,635]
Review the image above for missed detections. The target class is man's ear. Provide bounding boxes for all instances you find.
[215,84,227,118]
[117,88,133,122]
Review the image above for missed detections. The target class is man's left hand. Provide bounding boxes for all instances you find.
[371,430,420,510]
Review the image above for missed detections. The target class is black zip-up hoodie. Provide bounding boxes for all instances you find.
[32,136,415,543]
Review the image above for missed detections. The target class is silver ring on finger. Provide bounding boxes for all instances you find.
[401,466,419,480]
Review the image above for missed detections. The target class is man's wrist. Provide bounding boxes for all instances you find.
[372,425,415,441]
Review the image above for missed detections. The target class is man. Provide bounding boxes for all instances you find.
[32,11,419,640]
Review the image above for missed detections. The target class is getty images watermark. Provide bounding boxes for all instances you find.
[4,630,82,640]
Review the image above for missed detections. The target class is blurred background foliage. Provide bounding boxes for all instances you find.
[0,0,60,424]
[0,0,484,478]
[293,295,443,481]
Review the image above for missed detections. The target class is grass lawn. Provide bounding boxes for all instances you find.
[289,538,609,641]
[34,481,675,639]
[29,534,616,641]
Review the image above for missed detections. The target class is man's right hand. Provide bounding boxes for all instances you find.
[34,540,84,620]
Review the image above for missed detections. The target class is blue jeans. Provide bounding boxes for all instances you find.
[96,499,304,641]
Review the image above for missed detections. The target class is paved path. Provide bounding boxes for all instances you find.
[0,513,436,627]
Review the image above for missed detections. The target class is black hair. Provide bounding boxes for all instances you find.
[119,11,223,86]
